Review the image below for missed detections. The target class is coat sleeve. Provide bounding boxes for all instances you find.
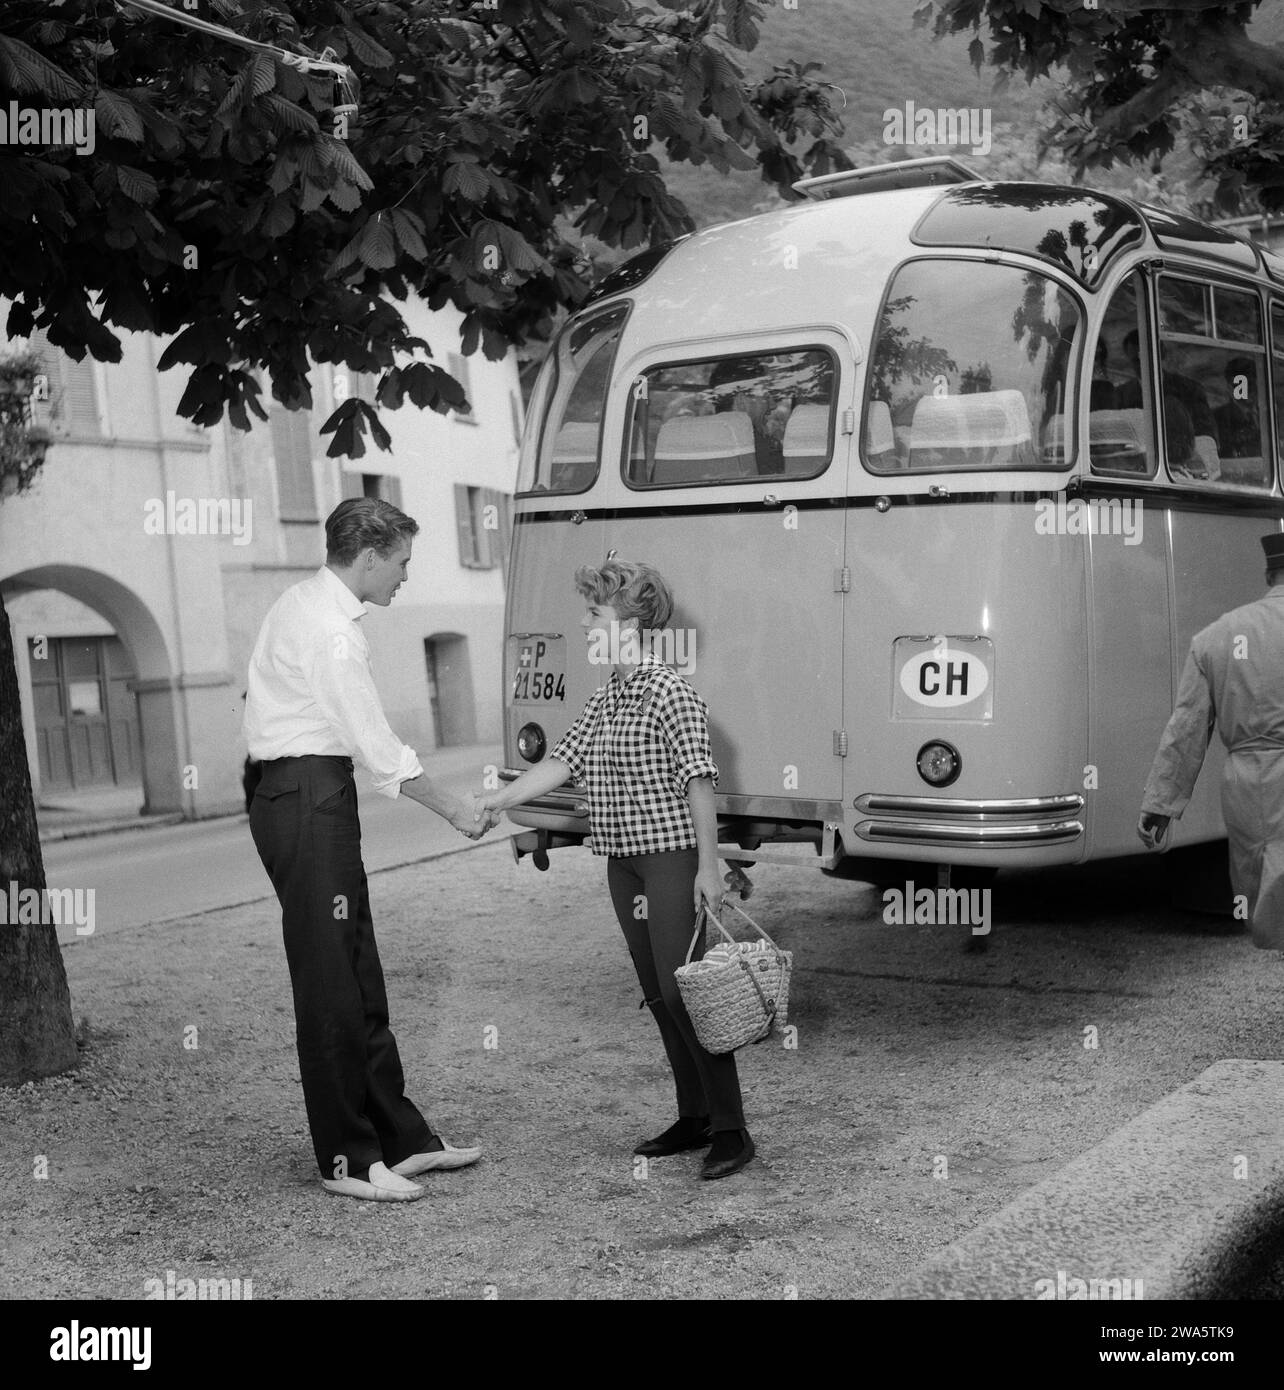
[1140,643,1215,818]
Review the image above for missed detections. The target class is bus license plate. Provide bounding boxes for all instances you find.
[510,635,566,704]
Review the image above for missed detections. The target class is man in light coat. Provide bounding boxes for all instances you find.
[1138,533,1284,949]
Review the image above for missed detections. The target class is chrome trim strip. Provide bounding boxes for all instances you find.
[854,818,1084,844]
[717,794,846,820]
[853,793,1084,816]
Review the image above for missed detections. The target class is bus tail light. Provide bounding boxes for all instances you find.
[916,741,960,787]
[517,723,547,762]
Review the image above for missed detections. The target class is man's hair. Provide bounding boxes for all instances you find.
[325,497,419,567]
[574,559,674,630]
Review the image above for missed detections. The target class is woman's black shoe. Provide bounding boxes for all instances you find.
[634,1116,712,1157]
[700,1129,756,1180]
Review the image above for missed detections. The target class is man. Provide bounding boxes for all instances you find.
[1213,357,1264,461]
[1138,534,1284,950]
[244,497,498,1200]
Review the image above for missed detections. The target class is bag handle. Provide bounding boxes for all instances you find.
[719,899,782,949]
[682,902,779,1042]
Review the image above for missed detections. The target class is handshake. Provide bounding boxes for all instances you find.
[450,791,505,841]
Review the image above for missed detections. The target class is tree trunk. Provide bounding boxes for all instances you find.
[0,587,78,1084]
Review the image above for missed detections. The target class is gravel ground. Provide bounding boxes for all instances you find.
[3,841,1284,1300]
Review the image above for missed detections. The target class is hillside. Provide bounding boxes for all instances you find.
[657,0,1284,230]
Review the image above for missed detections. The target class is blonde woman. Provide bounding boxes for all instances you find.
[480,560,754,1180]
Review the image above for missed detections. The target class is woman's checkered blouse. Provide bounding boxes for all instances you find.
[551,657,719,857]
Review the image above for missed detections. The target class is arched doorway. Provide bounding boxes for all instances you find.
[2,565,180,813]
[423,632,477,748]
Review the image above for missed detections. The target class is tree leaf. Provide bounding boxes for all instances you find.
[444,160,492,202]
[358,214,398,270]
[343,25,394,69]
[389,208,428,261]
[116,165,158,207]
[0,35,81,101]
[261,93,320,135]
[95,90,145,143]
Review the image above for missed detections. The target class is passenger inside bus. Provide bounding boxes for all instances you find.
[1213,356,1265,472]
[1116,329,1219,479]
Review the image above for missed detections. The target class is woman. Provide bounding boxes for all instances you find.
[479,559,754,1180]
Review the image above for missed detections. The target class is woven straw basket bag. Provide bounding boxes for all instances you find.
[674,901,792,1054]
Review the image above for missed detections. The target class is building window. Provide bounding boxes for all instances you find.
[333,368,377,404]
[454,484,511,569]
[269,403,318,521]
[341,470,403,509]
[448,352,476,424]
[26,330,106,437]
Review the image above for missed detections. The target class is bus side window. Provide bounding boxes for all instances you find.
[1156,277,1269,488]
[1090,271,1157,478]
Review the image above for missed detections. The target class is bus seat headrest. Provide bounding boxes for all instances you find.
[782,403,830,459]
[910,389,1031,449]
[655,410,756,460]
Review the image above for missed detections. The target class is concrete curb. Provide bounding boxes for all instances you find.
[883,1059,1284,1300]
[38,812,189,844]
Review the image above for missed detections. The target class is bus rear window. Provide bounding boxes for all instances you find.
[517,303,629,495]
[624,348,836,488]
[863,259,1080,474]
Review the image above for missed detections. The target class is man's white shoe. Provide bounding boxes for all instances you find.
[320,1160,424,1201]
[390,1139,482,1176]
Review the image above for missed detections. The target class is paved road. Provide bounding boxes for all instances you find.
[41,744,511,942]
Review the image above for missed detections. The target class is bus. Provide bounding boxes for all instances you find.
[498,156,1284,896]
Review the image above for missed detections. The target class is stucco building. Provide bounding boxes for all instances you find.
[0,298,521,817]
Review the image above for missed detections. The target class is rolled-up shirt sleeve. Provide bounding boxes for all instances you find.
[550,688,605,784]
[302,624,423,797]
[657,681,718,798]
[1141,645,1214,818]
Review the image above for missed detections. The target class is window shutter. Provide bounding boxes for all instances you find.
[449,352,475,422]
[340,469,364,500]
[25,330,56,428]
[454,483,475,566]
[382,474,403,510]
[60,358,101,436]
[270,405,318,520]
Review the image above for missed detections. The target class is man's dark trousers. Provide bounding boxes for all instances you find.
[249,754,433,1178]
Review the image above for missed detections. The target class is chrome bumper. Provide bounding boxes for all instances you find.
[850,793,1084,846]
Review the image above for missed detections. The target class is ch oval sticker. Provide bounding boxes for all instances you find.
[899,649,990,708]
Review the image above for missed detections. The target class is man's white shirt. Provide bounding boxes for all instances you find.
[243,565,422,798]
